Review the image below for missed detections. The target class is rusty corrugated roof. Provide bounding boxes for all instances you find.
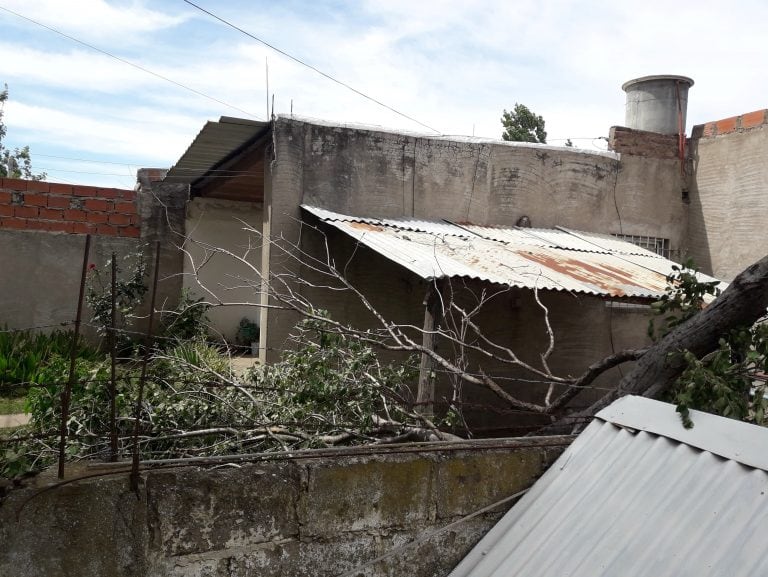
[302,205,724,299]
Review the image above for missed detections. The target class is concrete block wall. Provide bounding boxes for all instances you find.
[687,112,768,280]
[0,178,139,237]
[0,437,572,577]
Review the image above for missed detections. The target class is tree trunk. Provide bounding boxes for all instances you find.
[566,255,768,429]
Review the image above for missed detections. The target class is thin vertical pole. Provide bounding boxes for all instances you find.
[417,281,442,418]
[58,234,91,479]
[109,253,118,462]
[130,242,161,492]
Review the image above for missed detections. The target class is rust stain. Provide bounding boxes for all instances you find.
[514,249,661,297]
[349,221,385,232]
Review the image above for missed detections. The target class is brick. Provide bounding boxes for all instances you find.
[108,213,131,225]
[72,222,95,234]
[96,187,122,199]
[86,211,109,224]
[96,224,117,236]
[740,110,766,129]
[119,226,141,238]
[24,220,48,232]
[14,206,38,218]
[63,209,87,221]
[2,178,28,191]
[47,221,75,233]
[49,183,74,195]
[24,193,48,207]
[114,201,137,214]
[39,208,64,220]
[0,218,27,230]
[702,122,716,137]
[0,191,11,204]
[26,180,50,193]
[129,214,140,226]
[0,205,12,217]
[72,185,102,197]
[84,198,110,211]
[716,117,737,134]
[47,196,71,209]
[121,189,137,200]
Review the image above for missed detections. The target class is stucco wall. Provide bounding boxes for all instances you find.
[261,119,675,379]
[0,437,571,577]
[0,172,185,335]
[184,197,263,341]
[687,114,768,280]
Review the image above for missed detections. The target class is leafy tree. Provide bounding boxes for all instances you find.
[0,84,45,181]
[501,103,547,144]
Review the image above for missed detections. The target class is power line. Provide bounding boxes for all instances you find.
[181,0,441,134]
[0,4,261,119]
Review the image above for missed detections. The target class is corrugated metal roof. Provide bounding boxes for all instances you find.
[302,205,723,299]
[165,116,270,184]
[450,396,768,577]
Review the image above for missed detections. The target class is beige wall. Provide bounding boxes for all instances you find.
[688,124,768,280]
[183,197,263,342]
[263,118,682,370]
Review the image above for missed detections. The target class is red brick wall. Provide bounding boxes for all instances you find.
[0,178,139,237]
[692,109,768,138]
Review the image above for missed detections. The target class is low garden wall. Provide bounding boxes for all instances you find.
[0,436,571,577]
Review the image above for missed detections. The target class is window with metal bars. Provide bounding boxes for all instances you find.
[611,233,673,259]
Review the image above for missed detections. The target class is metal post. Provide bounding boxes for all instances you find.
[130,242,161,492]
[417,281,443,418]
[58,234,91,479]
[109,253,118,462]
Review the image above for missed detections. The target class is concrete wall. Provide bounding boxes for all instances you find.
[0,172,186,337]
[184,197,263,342]
[299,228,652,433]
[0,437,571,577]
[687,111,768,280]
[262,117,687,360]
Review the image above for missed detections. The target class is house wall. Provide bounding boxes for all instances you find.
[263,117,682,366]
[687,110,768,280]
[0,437,571,577]
[183,197,263,342]
[299,229,652,433]
[0,171,186,337]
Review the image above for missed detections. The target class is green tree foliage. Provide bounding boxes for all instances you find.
[651,260,768,428]
[500,103,547,144]
[0,84,45,181]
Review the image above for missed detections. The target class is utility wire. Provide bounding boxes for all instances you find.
[181,0,441,134]
[0,4,260,119]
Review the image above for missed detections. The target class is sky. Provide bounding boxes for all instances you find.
[0,0,767,189]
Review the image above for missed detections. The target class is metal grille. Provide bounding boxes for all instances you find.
[611,234,672,259]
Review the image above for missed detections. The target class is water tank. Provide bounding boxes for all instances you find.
[622,75,694,134]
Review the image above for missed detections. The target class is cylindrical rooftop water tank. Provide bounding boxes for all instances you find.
[622,75,694,134]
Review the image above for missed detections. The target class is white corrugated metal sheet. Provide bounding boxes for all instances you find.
[302,206,723,299]
[450,396,768,577]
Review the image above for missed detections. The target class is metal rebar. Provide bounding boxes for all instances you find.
[109,253,118,461]
[130,241,161,492]
[58,234,91,479]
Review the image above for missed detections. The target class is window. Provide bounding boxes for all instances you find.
[612,234,673,259]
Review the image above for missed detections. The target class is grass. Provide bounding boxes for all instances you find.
[0,395,26,415]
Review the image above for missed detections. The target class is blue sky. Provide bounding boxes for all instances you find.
[1,0,767,189]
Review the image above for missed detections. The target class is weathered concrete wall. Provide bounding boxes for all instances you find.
[0,437,571,577]
[263,117,686,360]
[184,197,263,341]
[687,111,768,280]
[298,228,652,433]
[0,173,185,336]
